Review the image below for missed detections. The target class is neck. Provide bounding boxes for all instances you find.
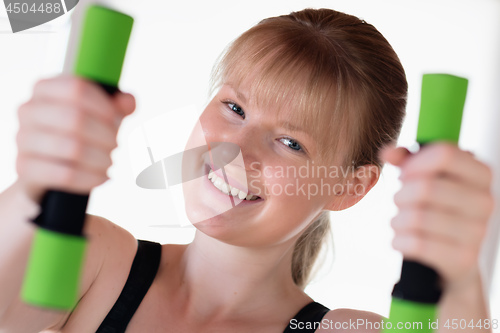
[176,230,307,322]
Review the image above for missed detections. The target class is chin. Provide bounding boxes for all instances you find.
[191,218,248,246]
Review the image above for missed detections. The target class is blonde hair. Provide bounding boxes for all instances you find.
[210,8,407,288]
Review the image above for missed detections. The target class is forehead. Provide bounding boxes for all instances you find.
[211,32,360,166]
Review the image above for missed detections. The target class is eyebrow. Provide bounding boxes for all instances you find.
[225,83,248,104]
[236,90,248,104]
[282,121,308,134]
[225,83,311,137]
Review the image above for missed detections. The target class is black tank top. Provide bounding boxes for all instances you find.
[96,240,330,333]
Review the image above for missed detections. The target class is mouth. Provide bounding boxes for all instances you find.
[206,166,263,202]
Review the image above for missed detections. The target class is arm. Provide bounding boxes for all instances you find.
[0,181,68,332]
[0,76,135,332]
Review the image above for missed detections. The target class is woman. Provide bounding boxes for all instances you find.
[0,8,494,333]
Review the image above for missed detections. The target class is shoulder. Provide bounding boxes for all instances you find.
[55,214,139,331]
[85,213,139,280]
[315,308,383,333]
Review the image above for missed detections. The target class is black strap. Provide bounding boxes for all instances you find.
[283,301,330,333]
[96,240,162,333]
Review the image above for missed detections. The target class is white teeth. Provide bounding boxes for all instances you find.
[221,183,229,194]
[208,168,259,200]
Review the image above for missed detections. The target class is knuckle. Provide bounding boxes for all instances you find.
[67,137,84,161]
[111,138,118,150]
[417,179,433,203]
[435,143,455,169]
[68,78,88,101]
[103,154,113,169]
[15,156,27,176]
[408,236,424,256]
[90,149,111,172]
[390,214,398,228]
[33,78,49,93]
[66,107,86,134]
[393,188,403,206]
[56,165,77,186]
[17,101,32,120]
[16,129,34,153]
[15,129,25,148]
[408,208,424,230]
[95,174,109,187]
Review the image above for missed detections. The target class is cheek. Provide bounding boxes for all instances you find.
[198,105,226,141]
[185,105,220,151]
[259,164,338,211]
[259,175,325,244]
[185,119,206,151]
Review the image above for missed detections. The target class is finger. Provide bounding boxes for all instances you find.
[392,231,480,283]
[18,101,118,150]
[394,176,494,220]
[399,143,493,192]
[113,92,136,117]
[16,156,109,194]
[380,145,412,167]
[32,76,119,127]
[391,207,487,246]
[17,130,113,173]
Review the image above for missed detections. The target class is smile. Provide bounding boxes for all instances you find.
[208,168,260,201]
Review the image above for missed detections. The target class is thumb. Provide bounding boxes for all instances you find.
[113,92,136,117]
[379,145,412,167]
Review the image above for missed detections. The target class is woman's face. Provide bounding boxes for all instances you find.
[182,81,345,247]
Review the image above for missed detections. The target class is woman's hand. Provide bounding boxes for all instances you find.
[15,75,136,203]
[381,143,495,289]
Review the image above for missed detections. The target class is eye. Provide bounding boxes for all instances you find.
[279,137,303,152]
[224,101,245,119]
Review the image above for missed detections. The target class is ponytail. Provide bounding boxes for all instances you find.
[291,211,332,289]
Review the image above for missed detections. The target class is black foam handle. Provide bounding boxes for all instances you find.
[392,260,442,303]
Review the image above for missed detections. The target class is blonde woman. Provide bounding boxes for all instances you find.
[0,8,493,333]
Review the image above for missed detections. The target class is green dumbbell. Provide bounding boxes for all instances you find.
[21,5,134,310]
[384,73,468,332]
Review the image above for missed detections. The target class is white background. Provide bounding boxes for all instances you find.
[1,0,499,324]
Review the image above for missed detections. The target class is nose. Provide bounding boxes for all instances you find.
[207,141,242,171]
[214,125,266,173]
